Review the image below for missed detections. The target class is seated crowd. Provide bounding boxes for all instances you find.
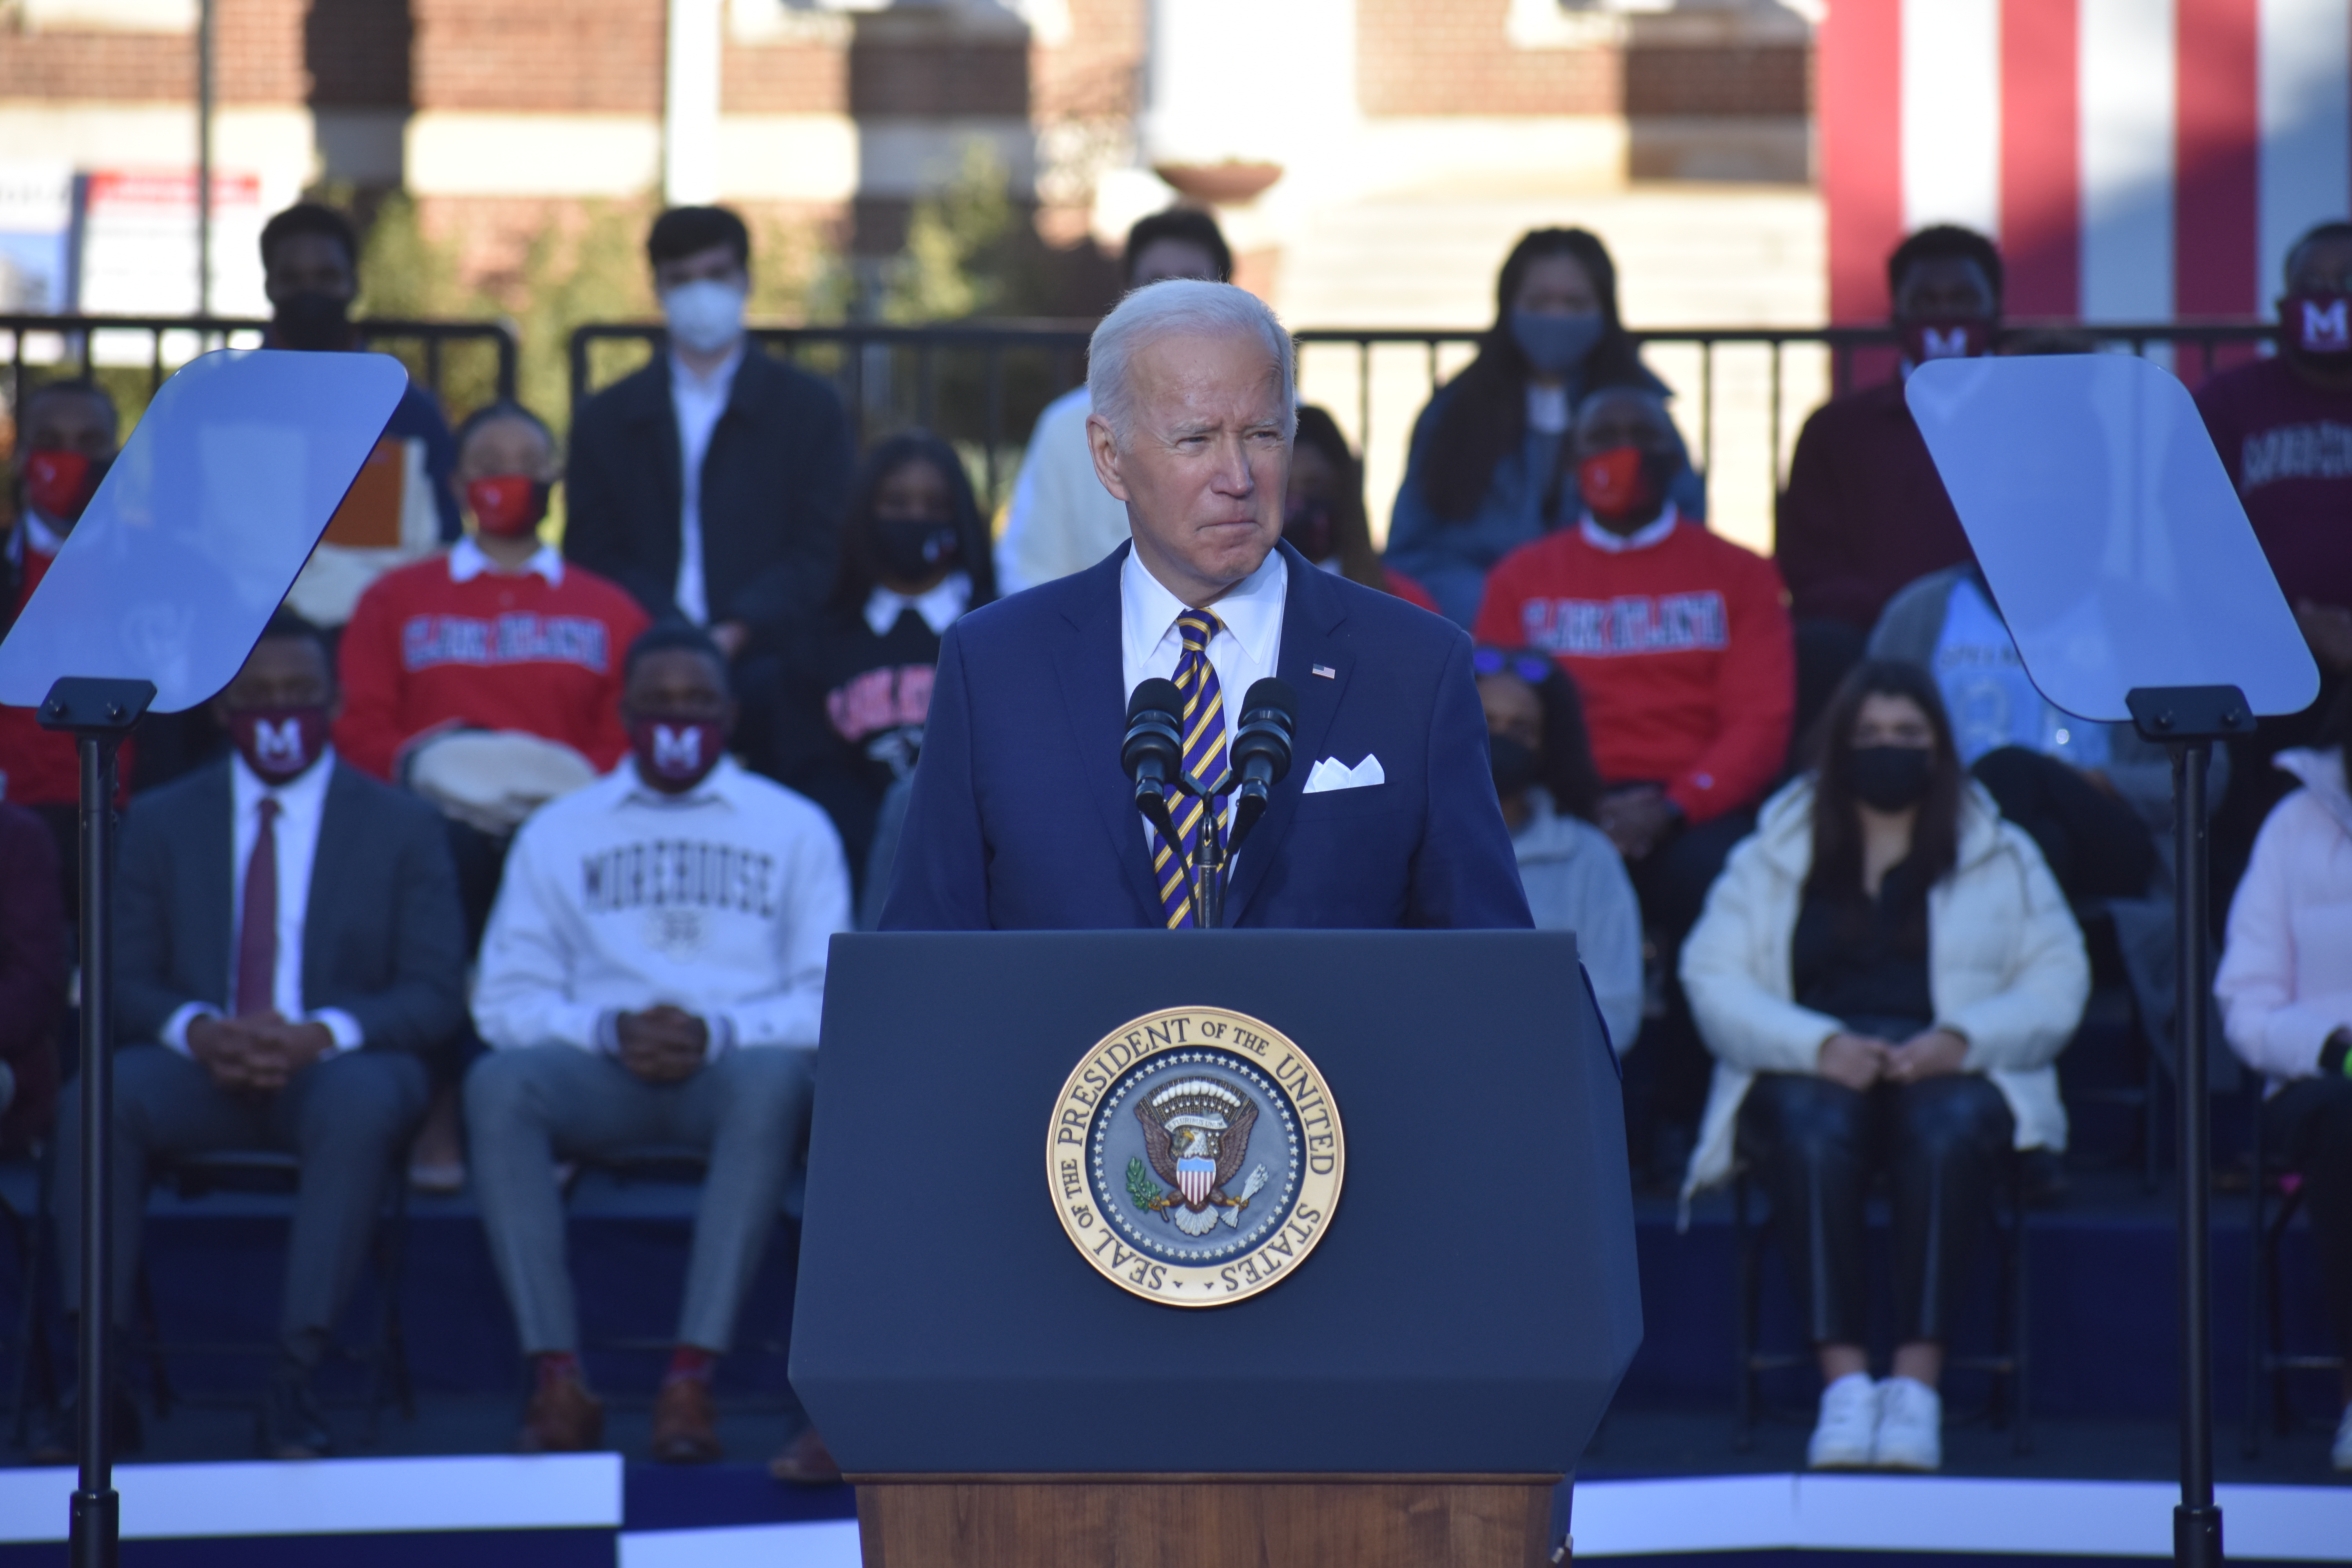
[2,197,2350,1481]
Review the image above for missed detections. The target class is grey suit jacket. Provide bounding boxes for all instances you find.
[115,758,466,1056]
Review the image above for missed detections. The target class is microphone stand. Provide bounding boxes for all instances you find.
[1187,780,1232,931]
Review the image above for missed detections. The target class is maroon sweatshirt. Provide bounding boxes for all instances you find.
[0,802,64,1152]
[1775,377,1976,632]
[2194,355,2352,612]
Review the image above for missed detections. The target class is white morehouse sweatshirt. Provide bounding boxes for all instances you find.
[473,756,851,1053]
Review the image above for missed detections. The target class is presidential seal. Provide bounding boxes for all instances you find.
[1047,1007,1343,1308]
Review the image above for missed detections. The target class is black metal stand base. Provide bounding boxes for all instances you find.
[71,1488,120,1568]
[2174,1504,2223,1568]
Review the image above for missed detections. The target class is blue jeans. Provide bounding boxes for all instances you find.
[1736,1072,2014,1345]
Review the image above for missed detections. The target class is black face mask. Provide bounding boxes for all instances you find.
[275,290,353,352]
[874,517,960,582]
[1843,745,1935,812]
[1489,734,1542,800]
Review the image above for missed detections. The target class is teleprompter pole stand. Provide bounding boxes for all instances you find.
[2126,684,2255,1568]
[37,677,156,1568]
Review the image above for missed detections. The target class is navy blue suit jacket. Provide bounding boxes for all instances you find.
[880,541,1532,931]
[116,760,468,1056]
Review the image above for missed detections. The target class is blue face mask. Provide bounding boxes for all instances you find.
[1510,309,1604,376]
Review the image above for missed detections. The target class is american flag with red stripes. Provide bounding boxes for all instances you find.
[1822,0,2352,325]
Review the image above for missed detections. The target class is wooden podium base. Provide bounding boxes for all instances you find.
[850,1474,1564,1568]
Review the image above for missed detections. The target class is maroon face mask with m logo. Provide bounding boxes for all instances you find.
[629,718,726,794]
[228,706,330,784]
[2283,293,2352,359]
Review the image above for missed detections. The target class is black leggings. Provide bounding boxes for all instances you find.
[2267,1075,2352,1360]
[1737,1072,2016,1345]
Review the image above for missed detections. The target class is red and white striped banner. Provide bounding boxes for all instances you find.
[1822,0,2352,323]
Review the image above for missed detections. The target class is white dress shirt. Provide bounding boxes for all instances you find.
[12,508,63,562]
[864,570,972,637]
[1120,544,1287,845]
[1578,501,1681,554]
[448,534,564,586]
[670,346,744,625]
[161,749,364,1054]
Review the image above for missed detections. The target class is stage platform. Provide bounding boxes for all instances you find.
[3,1165,2347,1561]
[2,1164,2331,1417]
[0,1443,2345,1564]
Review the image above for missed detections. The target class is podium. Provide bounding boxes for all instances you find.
[791,930,1641,1568]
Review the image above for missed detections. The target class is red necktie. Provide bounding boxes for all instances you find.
[235,798,280,1016]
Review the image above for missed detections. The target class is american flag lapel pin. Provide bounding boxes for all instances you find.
[1312,663,1336,679]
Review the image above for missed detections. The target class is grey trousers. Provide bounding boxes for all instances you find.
[463,1044,815,1356]
[53,1044,429,1336]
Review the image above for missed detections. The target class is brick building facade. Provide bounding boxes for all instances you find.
[0,0,1809,306]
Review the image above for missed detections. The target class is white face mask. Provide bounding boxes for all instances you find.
[662,278,746,356]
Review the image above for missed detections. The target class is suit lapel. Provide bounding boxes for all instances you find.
[301,766,357,1004]
[626,360,685,521]
[1223,544,1351,926]
[1054,545,1163,921]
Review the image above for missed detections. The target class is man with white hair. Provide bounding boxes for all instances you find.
[880,280,1530,930]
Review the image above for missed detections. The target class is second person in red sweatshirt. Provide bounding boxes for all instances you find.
[1475,384,1795,1181]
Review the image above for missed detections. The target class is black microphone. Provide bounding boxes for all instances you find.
[1122,677,1186,841]
[1227,676,1298,853]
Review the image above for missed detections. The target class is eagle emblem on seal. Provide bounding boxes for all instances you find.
[1131,1076,1271,1237]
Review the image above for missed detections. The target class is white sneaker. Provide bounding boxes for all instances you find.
[1872,1376,1943,1471]
[2332,1403,2352,1473]
[1807,1373,1879,1469]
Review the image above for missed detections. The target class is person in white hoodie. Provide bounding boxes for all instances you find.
[466,621,850,1468]
[2215,684,2352,1472]
[1681,660,2088,1473]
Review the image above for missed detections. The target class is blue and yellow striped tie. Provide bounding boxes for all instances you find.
[1152,609,1232,929]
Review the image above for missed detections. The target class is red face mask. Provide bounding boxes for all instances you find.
[1899,318,1990,365]
[22,448,107,525]
[629,718,726,794]
[2282,293,2352,358]
[228,706,331,784]
[466,475,550,539]
[1576,445,1662,523]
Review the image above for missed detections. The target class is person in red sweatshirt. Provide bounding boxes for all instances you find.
[1476,383,1795,1180]
[337,400,649,944]
[2,379,127,911]
[338,401,648,1192]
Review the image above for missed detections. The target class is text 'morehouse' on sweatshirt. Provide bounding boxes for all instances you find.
[334,540,652,782]
[471,754,852,1054]
[1473,505,1795,824]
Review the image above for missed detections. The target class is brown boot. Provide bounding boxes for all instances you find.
[768,1423,842,1485]
[650,1377,723,1464]
[517,1366,605,1453]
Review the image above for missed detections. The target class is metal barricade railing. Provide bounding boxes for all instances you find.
[570,318,2279,538]
[1,316,519,425]
[571,321,1097,512]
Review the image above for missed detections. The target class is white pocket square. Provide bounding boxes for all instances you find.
[1301,754,1386,794]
